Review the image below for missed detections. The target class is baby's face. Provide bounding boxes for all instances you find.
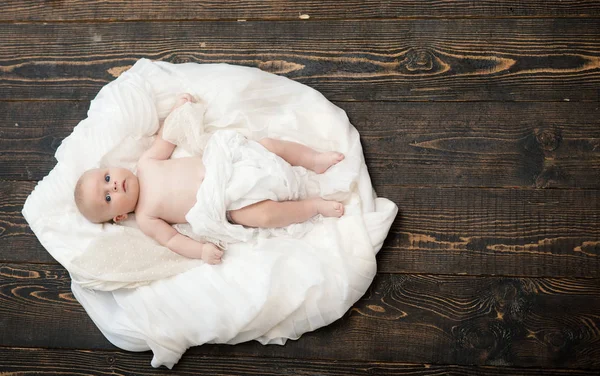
[80,167,140,223]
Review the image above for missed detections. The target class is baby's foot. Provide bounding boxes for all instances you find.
[172,93,195,110]
[315,198,344,218]
[312,151,345,174]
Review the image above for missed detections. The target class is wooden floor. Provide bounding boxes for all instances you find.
[1,1,599,375]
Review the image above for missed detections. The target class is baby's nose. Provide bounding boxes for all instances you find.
[113,181,119,191]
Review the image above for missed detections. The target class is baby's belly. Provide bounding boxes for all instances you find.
[155,157,205,224]
[158,190,199,224]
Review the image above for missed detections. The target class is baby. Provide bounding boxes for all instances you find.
[74,94,346,265]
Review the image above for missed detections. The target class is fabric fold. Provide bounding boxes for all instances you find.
[179,129,319,248]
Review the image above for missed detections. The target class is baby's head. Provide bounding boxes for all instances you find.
[74,167,140,223]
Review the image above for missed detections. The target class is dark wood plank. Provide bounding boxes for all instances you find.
[377,186,600,278]
[5,181,599,277]
[2,0,599,21]
[353,102,600,189]
[0,101,81,181]
[0,348,597,376]
[0,181,40,262]
[1,19,599,101]
[2,101,599,188]
[2,263,599,369]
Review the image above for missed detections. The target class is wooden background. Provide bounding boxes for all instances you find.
[1,1,599,374]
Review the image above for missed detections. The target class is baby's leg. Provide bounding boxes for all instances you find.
[228,198,344,228]
[258,138,344,174]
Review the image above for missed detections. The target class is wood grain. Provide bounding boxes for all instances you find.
[1,348,598,376]
[1,19,599,101]
[352,102,600,189]
[1,263,599,368]
[2,101,599,188]
[0,181,39,262]
[2,1,599,373]
[1,1,599,21]
[376,186,600,277]
[0,102,80,181]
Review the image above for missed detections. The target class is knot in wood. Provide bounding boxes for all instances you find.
[454,324,496,350]
[173,55,192,64]
[535,129,561,151]
[534,165,561,189]
[258,60,304,74]
[106,355,115,365]
[405,48,434,72]
[544,330,571,349]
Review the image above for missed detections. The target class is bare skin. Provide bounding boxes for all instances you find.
[79,94,345,264]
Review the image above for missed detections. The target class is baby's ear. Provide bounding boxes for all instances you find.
[113,213,128,223]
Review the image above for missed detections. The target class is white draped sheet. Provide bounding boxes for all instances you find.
[22,59,398,368]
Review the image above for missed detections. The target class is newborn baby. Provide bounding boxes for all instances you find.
[74,94,345,265]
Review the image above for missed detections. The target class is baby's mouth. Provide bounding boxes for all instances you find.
[123,180,126,193]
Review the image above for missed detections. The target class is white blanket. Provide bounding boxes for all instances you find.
[181,127,321,247]
[22,59,398,368]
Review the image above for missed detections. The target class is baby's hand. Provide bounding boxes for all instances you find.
[201,242,224,265]
[172,93,195,110]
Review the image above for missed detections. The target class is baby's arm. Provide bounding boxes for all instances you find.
[139,122,177,161]
[140,93,195,161]
[138,216,224,264]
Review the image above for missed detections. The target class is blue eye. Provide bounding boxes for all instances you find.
[105,174,110,182]
[105,194,111,202]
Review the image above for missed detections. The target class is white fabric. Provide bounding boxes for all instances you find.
[22,58,398,369]
[179,128,321,248]
[162,100,210,155]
